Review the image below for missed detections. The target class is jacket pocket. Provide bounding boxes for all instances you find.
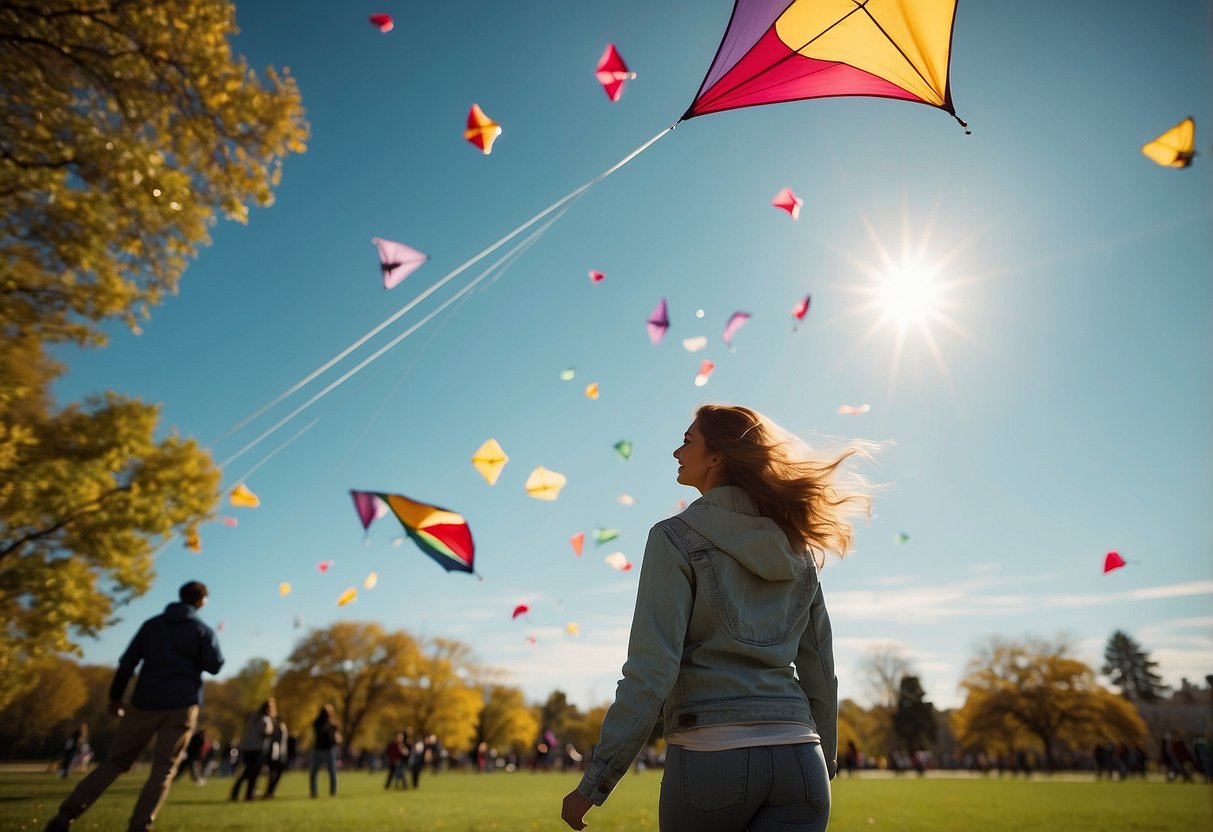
[680,747,748,813]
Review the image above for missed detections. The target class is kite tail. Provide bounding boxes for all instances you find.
[954,113,971,135]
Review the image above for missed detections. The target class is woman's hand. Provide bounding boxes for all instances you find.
[561,788,593,830]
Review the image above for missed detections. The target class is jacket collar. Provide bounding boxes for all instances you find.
[692,485,760,516]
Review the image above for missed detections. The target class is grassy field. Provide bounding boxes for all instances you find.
[3,768,1210,831]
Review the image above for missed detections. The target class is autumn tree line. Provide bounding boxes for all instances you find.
[4,621,1197,776]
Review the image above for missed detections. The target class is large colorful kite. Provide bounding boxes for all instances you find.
[350,490,476,574]
[683,0,966,130]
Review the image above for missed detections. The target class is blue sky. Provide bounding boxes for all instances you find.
[56,1,1211,710]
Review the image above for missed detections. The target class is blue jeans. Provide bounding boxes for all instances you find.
[309,748,337,796]
[660,743,830,832]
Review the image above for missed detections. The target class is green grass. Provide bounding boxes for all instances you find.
[2,769,1210,831]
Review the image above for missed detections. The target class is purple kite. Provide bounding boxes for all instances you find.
[372,237,429,290]
[722,311,751,348]
[647,298,670,345]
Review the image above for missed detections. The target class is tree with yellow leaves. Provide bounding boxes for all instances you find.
[0,0,307,711]
[953,636,1147,769]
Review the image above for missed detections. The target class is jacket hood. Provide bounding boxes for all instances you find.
[677,485,808,581]
[163,601,198,622]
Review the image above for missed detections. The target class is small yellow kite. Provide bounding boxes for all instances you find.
[337,587,358,607]
[229,482,261,508]
[471,438,509,485]
[525,466,567,501]
[278,582,292,596]
[1141,117,1196,168]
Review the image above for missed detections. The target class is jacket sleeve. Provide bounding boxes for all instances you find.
[198,625,225,675]
[795,581,838,778]
[577,525,692,805]
[109,623,147,702]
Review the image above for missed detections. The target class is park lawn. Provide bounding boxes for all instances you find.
[1,769,1210,831]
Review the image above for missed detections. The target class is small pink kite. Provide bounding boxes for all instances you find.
[1103,551,1127,574]
[570,532,585,556]
[595,43,637,102]
[316,560,334,574]
[512,604,530,620]
[792,295,811,329]
[526,635,538,645]
[722,311,751,348]
[837,403,870,415]
[772,187,803,219]
[694,359,715,387]
[369,13,394,33]
[373,238,428,289]
[222,516,238,528]
[588,270,605,284]
[647,298,670,345]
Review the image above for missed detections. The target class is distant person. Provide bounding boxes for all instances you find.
[309,704,341,797]
[409,736,428,790]
[58,724,91,778]
[384,732,408,789]
[230,699,274,801]
[561,405,870,831]
[176,728,211,784]
[264,717,289,798]
[45,580,223,832]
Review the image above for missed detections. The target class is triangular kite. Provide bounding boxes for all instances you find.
[372,237,429,289]
[1141,118,1196,168]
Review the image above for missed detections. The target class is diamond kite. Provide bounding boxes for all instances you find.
[351,490,389,531]
[722,311,750,347]
[229,482,260,508]
[683,0,966,130]
[596,43,637,102]
[1141,118,1196,168]
[373,237,428,290]
[369,13,393,33]
[525,467,567,501]
[350,490,476,574]
[772,187,803,219]
[647,298,670,345]
[613,440,633,461]
[471,438,509,486]
[465,103,502,155]
[1103,551,1127,574]
[584,382,600,400]
[570,532,585,556]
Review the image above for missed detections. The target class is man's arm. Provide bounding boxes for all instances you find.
[199,625,225,675]
[109,623,146,705]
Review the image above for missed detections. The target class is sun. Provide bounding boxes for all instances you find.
[875,260,943,327]
[831,209,976,388]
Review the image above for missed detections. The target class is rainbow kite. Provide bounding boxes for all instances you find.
[684,0,965,129]
[350,490,475,574]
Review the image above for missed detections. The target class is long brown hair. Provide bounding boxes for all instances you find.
[695,404,872,565]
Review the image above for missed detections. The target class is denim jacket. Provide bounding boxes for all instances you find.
[577,485,838,805]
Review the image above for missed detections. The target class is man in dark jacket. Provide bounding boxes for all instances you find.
[46,581,224,832]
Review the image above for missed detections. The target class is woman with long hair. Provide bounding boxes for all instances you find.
[561,404,871,832]
[230,699,274,802]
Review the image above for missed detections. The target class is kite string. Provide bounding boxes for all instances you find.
[216,204,574,471]
[149,417,321,561]
[211,124,676,447]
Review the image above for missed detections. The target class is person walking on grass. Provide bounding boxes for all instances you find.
[561,405,871,832]
[46,581,224,832]
[230,699,275,801]
[263,716,289,798]
[309,704,341,797]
